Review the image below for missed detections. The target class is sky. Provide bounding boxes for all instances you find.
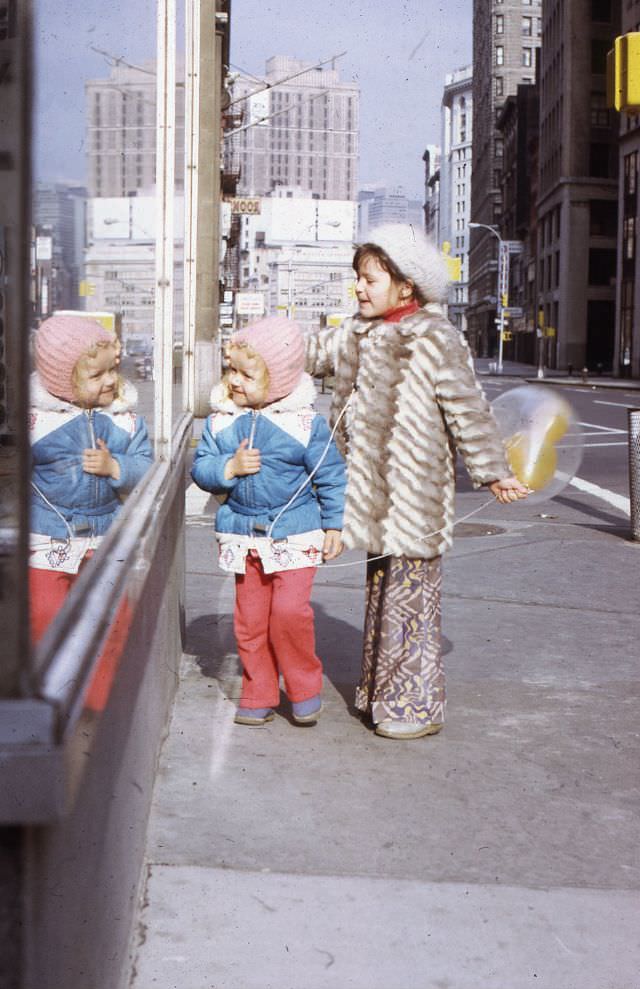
[35,0,472,199]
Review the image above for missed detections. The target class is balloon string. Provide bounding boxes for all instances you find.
[320,496,497,569]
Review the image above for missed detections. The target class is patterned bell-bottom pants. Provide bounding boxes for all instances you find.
[355,554,445,727]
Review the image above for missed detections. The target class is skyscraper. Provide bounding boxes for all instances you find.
[85,60,185,198]
[439,67,473,335]
[229,56,359,201]
[468,0,542,355]
[537,0,620,371]
[616,0,640,378]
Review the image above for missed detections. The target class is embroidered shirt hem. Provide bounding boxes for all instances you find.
[217,530,325,574]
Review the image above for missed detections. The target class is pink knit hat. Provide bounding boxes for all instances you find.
[35,315,115,402]
[231,316,305,403]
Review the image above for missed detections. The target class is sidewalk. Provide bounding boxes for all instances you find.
[476,357,640,391]
[131,408,640,988]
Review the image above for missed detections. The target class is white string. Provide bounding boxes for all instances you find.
[320,495,497,569]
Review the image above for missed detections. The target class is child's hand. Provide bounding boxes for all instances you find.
[225,438,261,479]
[489,476,529,504]
[83,438,120,479]
[322,529,343,560]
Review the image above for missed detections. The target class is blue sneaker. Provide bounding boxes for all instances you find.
[234,707,275,726]
[291,695,322,725]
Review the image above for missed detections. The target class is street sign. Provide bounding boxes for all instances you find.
[504,306,523,318]
[505,240,523,253]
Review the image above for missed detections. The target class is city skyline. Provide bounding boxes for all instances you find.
[34,0,472,198]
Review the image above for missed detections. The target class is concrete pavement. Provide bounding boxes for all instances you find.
[130,389,640,989]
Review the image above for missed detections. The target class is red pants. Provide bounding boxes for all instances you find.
[234,553,322,709]
[29,562,132,713]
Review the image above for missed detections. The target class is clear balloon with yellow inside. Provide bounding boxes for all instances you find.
[491,385,584,502]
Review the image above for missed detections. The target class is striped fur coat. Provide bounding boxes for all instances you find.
[305,305,510,559]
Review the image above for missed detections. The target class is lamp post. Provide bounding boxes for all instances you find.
[469,221,508,373]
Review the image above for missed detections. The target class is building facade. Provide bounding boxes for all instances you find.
[537,0,620,371]
[229,56,359,201]
[357,185,424,241]
[615,0,640,378]
[439,68,473,335]
[85,61,185,198]
[33,182,86,312]
[496,82,539,363]
[468,0,542,356]
[230,190,356,333]
[84,196,184,346]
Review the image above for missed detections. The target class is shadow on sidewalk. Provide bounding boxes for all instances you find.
[552,494,631,536]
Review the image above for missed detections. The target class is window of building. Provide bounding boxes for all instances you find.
[589,142,611,178]
[624,217,636,261]
[624,151,638,196]
[522,16,532,36]
[590,91,610,127]
[495,76,504,97]
[591,39,609,74]
[588,247,617,283]
[496,46,504,66]
[523,48,533,67]
[495,14,504,34]
[591,0,611,21]
[590,200,618,237]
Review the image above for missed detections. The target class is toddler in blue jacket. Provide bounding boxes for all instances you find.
[191,316,346,726]
[29,314,153,643]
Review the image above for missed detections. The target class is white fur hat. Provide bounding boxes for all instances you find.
[365,223,449,303]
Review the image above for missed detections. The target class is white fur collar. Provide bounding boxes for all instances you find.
[209,372,316,415]
[30,372,139,414]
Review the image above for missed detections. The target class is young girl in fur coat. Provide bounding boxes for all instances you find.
[305,223,528,740]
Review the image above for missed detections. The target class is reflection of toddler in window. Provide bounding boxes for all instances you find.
[29,315,153,643]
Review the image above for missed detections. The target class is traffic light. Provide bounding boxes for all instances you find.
[607,33,640,112]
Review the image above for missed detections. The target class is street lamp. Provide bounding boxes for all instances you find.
[469,221,508,373]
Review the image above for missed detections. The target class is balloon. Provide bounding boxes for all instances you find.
[491,385,584,502]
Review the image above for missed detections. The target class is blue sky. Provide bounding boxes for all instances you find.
[35,0,472,198]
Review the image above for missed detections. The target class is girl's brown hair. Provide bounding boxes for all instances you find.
[353,243,427,306]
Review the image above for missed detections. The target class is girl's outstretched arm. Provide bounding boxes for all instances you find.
[304,323,343,378]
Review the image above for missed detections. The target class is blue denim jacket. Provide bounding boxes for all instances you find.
[30,374,153,539]
[191,374,346,540]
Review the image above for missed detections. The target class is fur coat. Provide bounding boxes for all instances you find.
[305,305,510,559]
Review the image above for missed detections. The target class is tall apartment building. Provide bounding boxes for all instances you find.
[616,0,640,377]
[86,61,185,197]
[468,0,541,355]
[230,56,359,201]
[33,182,86,310]
[538,0,620,371]
[439,67,473,335]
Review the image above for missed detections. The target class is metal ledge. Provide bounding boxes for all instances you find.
[0,413,192,823]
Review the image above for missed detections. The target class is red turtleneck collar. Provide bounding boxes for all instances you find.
[382,300,420,323]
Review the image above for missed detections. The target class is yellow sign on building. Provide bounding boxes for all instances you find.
[441,241,462,282]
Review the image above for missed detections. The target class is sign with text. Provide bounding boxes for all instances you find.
[227,197,262,215]
[235,292,265,316]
